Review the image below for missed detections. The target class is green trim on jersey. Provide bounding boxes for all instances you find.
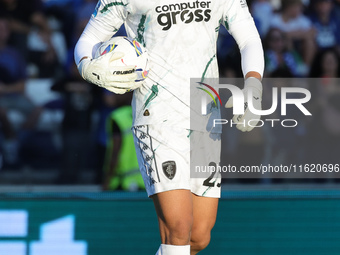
[202,186,212,196]
[201,54,216,82]
[100,1,127,14]
[137,14,147,47]
[224,17,229,30]
[216,18,223,33]
[187,130,193,138]
[143,84,159,109]
[202,179,219,196]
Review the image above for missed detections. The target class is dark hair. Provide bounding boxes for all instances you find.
[309,47,340,77]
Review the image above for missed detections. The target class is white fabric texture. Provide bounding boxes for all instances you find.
[155,244,190,255]
[74,0,265,130]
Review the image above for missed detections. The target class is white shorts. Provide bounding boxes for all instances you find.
[133,124,221,198]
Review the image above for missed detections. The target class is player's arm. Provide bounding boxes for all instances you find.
[222,2,264,132]
[74,0,137,94]
[245,71,262,80]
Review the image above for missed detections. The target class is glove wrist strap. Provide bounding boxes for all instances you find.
[77,58,91,79]
[245,77,262,94]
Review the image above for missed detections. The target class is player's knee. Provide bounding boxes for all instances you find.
[166,217,193,244]
[190,229,211,252]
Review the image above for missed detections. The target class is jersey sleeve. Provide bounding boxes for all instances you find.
[221,0,252,31]
[90,0,128,38]
[74,0,129,64]
[221,0,264,78]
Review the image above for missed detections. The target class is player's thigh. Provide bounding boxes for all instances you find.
[192,193,218,236]
[152,189,193,244]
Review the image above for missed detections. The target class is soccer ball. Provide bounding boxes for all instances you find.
[94,36,149,87]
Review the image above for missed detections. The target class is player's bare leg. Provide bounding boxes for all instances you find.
[190,194,218,255]
[152,189,193,254]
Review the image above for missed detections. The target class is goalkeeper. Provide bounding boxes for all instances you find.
[74,0,264,254]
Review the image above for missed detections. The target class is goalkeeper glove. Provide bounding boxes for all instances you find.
[77,51,139,94]
[225,77,262,132]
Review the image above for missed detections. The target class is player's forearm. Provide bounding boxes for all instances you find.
[245,71,262,81]
[74,37,96,65]
[239,36,264,80]
[229,18,264,79]
[74,22,106,64]
[74,17,120,65]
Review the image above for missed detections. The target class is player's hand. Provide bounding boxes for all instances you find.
[225,77,262,132]
[77,51,139,94]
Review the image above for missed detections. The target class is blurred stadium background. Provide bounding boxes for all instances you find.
[1,188,340,255]
[1,0,340,254]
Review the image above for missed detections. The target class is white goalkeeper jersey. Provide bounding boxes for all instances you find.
[75,0,264,131]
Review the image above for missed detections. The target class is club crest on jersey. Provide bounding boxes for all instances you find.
[162,161,176,180]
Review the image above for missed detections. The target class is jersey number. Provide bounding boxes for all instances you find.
[203,162,221,188]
